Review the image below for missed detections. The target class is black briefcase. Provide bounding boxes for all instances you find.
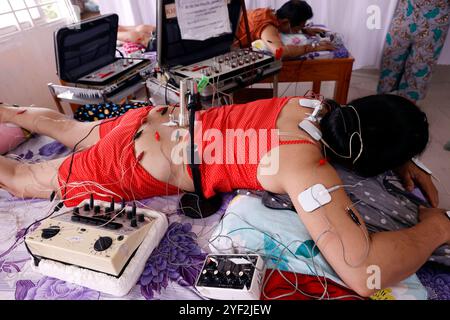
[54,14,150,85]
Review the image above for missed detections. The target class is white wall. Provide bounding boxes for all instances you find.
[0,21,70,112]
[98,0,157,26]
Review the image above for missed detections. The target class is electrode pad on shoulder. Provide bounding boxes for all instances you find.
[299,99,322,109]
[298,184,332,213]
[299,120,322,141]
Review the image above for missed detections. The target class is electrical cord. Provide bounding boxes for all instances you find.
[207,211,364,300]
[116,48,125,59]
[20,200,64,266]
[62,118,118,202]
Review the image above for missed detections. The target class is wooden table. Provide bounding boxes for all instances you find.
[262,57,355,104]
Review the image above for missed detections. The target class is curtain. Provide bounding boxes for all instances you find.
[98,0,158,27]
[98,0,450,68]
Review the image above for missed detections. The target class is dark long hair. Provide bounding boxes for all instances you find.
[276,0,313,27]
[320,94,429,177]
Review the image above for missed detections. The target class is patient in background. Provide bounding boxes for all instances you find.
[116,0,334,58]
[234,0,334,58]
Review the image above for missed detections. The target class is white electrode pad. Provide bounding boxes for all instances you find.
[298,184,332,213]
[411,157,433,175]
[299,120,322,141]
[299,99,321,109]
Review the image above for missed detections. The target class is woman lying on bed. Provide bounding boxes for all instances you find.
[0,95,448,297]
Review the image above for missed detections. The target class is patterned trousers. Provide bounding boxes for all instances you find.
[378,0,450,101]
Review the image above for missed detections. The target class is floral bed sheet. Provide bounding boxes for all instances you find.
[1,135,449,300]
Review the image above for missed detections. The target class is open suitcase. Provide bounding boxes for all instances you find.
[53,14,152,98]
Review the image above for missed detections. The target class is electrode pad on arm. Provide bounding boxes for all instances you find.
[298,184,332,213]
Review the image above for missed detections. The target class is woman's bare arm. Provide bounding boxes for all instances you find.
[276,147,449,296]
[260,25,334,58]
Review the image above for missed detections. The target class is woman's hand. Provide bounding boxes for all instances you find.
[311,41,335,52]
[418,206,450,244]
[395,161,439,207]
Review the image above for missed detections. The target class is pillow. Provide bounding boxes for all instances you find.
[0,123,30,155]
[252,30,349,59]
[210,195,428,300]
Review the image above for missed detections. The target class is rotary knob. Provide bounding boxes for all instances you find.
[225,270,236,285]
[94,236,113,252]
[41,226,61,239]
[238,271,250,287]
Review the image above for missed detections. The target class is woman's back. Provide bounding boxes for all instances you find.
[193,97,321,198]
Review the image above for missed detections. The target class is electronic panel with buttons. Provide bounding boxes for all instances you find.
[155,0,281,102]
[195,254,266,300]
[77,58,148,85]
[25,196,168,278]
[171,48,281,100]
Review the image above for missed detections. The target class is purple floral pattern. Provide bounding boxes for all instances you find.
[139,223,206,300]
[38,141,68,157]
[15,277,100,300]
[2,135,450,300]
[0,226,35,275]
[0,259,28,274]
[417,263,450,300]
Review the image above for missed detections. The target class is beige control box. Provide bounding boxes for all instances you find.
[25,200,167,277]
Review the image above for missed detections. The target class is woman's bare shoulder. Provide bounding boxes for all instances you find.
[257,141,325,193]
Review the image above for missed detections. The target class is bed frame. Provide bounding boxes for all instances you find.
[262,56,355,104]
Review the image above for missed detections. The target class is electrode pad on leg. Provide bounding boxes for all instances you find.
[298,184,332,213]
